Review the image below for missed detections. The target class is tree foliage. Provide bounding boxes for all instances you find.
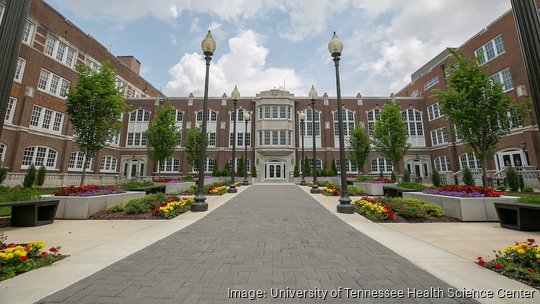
[505,164,520,192]
[237,155,245,178]
[462,166,475,186]
[23,164,36,188]
[431,169,441,187]
[184,127,206,173]
[36,166,46,186]
[372,99,411,174]
[433,50,528,185]
[66,62,128,185]
[145,101,181,174]
[303,156,312,176]
[330,158,338,176]
[347,126,370,173]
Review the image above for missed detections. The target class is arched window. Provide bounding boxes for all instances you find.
[333,108,355,136]
[401,108,423,136]
[196,109,217,122]
[366,108,380,135]
[159,157,180,173]
[129,109,150,122]
[21,146,57,169]
[459,153,482,169]
[299,108,321,137]
[336,159,358,173]
[100,155,118,172]
[371,157,393,173]
[68,151,92,171]
[174,109,183,123]
[434,156,451,172]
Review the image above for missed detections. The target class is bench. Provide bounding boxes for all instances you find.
[131,185,166,194]
[382,184,419,198]
[0,199,59,227]
[494,202,540,231]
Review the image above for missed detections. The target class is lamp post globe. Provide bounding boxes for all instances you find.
[193,30,216,212]
[242,111,251,185]
[328,32,353,214]
[228,85,240,193]
[299,112,307,186]
[309,85,320,194]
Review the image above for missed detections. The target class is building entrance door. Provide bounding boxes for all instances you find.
[265,161,285,180]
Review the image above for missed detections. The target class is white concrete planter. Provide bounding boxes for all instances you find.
[42,192,146,219]
[354,182,386,195]
[165,182,196,194]
[402,192,519,221]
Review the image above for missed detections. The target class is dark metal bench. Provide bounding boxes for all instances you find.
[494,202,540,231]
[382,185,419,198]
[131,185,166,194]
[0,199,59,227]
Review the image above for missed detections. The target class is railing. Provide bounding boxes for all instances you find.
[3,172,120,188]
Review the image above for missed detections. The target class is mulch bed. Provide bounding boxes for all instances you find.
[89,211,162,220]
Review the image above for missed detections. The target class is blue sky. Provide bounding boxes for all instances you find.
[46,0,511,98]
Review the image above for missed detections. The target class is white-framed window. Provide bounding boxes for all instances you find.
[300,108,321,137]
[430,127,448,146]
[22,20,35,45]
[5,97,16,123]
[371,158,393,173]
[261,105,291,120]
[228,158,251,173]
[336,159,358,173]
[129,109,150,122]
[37,69,71,98]
[490,68,513,92]
[333,108,355,136]
[424,75,439,90]
[196,109,217,122]
[85,57,101,71]
[0,142,6,165]
[45,34,77,68]
[230,132,251,147]
[21,146,57,169]
[159,158,180,173]
[107,132,120,146]
[29,105,64,133]
[68,152,92,171]
[401,108,423,136]
[367,108,380,136]
[459,152,482,170]
[410,89,419,97]
[174,109,183,123]
[115,77,127,94]
[100,156,118,172]
[192,158,215,173]
[507,108,522,130]
[475,35,505,65]
[427,102,442,121]
[308,158,322,172]
[126,132,147,146]
[258,130,292,146]
[208,132,216,146]
[434,156,451,172]
[14,57,26,82]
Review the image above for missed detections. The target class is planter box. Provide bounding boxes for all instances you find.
[402,192,519,221]
[42,192,146,219]
[354,182,386,195]
[165,181,196,194]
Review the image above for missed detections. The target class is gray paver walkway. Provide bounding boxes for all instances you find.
[38,185,477,303]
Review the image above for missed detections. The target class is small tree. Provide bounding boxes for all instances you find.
[372,98,411,175]
[212,159,219,176]
[145,101,181,176]
[462,166,475,186]
[66,61,128,186]
[348,126,371,173]
[237,155,245,178]
[403,169,411,182]
[431,169,441,187]
[505,164,520,192]
[36,166,47,186]
[251,164,257,177]
[330,158,338,176]
[222,162,231,177]
[0,167,7,184]
[184,128,206,174]
[390,171,396,182]
[303,156,312,176]
[23,164,36,188]
[293,163,300,177]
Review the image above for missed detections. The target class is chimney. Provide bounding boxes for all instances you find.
[117,55,141,75]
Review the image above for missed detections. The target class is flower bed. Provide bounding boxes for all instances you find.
[423,185,503,197]
[183,180,233,196]
[320,186,340,196]
[353,196,445,222]
[477,239,540,289]
[53,185,125,196]
[0,233,64,281]
[151,196,194,218]
[207,185,228,195]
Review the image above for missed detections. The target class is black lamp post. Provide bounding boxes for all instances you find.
[309,85,320,194]
[228,85,240,193]
[242,111,251,185]
[328,32,353,214]
[299,112,307,185]
[192,30,216,212]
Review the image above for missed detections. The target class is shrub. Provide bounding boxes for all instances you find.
[0,186,39,202]
[397,182,425,191]
[390,171,396,182]
[505,164,520,192]
[251,164,257,177]
[379,171,383,178]
[356,175,370,182]
[496,185,507,191]
[293,164,300,177]
[180,175,193,181]
[462,166,474,186]
[383,198,430,220]
[0,167,7,184]
[331,158,338,176]
[353,197,393,221]
[523,187,534,193]
[424,203,444,217]
[347,185,364,196]
[517,195,540,204]
[23,164,37,188]
[431,169,441,187]
[124,193,167,214]
[212,160,219,176]
[185,184,197,194]
[36,166,46,187]
[403,169,411,183]
[116,180,154,190]
[320,186,340,196]
[222,163,231,177]
[106,203,125,213]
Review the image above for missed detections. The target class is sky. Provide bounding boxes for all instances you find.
[46,0,512,98]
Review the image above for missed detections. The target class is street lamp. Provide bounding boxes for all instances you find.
[228,85,240,193]
[299,112,307,185]
[309,85,320,194]
[328,32,353,214]
[192,30,216,212]
[242,111,251,185]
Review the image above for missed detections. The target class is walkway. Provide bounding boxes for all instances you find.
[38,185,477,303]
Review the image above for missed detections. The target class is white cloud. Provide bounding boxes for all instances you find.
[169,34,177,45]
[165,30,305,96]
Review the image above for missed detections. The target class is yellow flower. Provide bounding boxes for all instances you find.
[517,249,526,254]
[536,253,540,259]
[6,253,14,259]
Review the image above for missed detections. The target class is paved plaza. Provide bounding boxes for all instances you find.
[36,185,479,304]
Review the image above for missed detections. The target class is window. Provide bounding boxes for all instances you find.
[401,108,423,136]
[261,105,291,120]
[459,153,482,170]
[430,127,448,146]
[490,68,513,92]
[475,35,505,65]
[126,132,147,146]
[5,97,16,123]
[333,108,355,136]
[308,158,322,172]
[115,77,127,94]
[208,132,216,146]
[230,132,251,147]
[367,108,380,135]
[300,108,321,137]
[129,109,150,122]
[0,143,5,164]
[159,158,180,173]
[434,156,451,172]
[22,20,35,45]
[37,69,71,98]
[192,158,215,173]
[196,109,217,122]
[427,102,442,121]
[507,108,522,130]
[259,130,290,146]
[100,156,118,172]
[44,34,77,67]
[410,89,419,97]
[68,152,92,171]
[21,146,57,169]
[424,75,439,90]
[28,105,63,133]
[336,159,358,173]
[85,57,101,71]
[174,109,183,122]
[371,158,393,173]
[14,57,26,82]
[228,159,251,173]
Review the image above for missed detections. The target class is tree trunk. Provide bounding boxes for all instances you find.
[80,157,88,186]
[481,156,488,187]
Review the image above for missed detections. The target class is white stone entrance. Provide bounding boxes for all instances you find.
[264,160,286,180]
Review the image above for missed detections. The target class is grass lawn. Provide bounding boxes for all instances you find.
[0,188,58,216]
[506,192,540,204]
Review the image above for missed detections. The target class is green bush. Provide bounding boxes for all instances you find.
[356,175,370,182]
[251,164,257,177]
[496,185,507,191]
[424,203,444,217]
[517,195,540,204]
[396,182,425,191]
[124,193,167,214]
[180,175,193,181]
[293,164,300,177]
[36,166,46,187]
[331,158,338,176]
[505,164,520,192]
[390,171,396,182]
[523,187,534,193]
[379,171,383,178]
[403,169,411,183]
[222,163,231,177]
[462,166,475,186]
[0,186,39,202]
[212,160,219,176]
[0,167,7,184]
[347,185,364,196]
[303,156,311,176]
[185,184,197,194]
[107,203,125,213]
[116,180,154,190]
[23,164,37,188]
[388,198,428,220]
[431,169,441,187]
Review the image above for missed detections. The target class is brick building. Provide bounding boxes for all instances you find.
[1,0,539,186]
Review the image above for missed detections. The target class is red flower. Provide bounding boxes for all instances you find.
[40,251,48,256]
[527,238,535,244]
[476,257,485,266]
[49,247,58,252]
[528,269,537,273]
[493,263,502,269]
[19,256,29,261]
